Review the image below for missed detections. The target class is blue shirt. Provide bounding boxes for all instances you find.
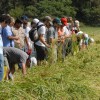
[2,25,14,47]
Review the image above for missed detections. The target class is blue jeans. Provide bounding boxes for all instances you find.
[0,54,4,81]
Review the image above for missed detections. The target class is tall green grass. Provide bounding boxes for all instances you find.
[0,26,100,100]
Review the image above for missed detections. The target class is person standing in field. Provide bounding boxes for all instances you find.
[2,16,19,47]
[53,17,71,59]
[32,18,50,65]
[12,19,30,51]
[0,15,10,81]
[42,16,58,62]
[43,16,57,44]
[61,17,72,56]
[21,16,33,52]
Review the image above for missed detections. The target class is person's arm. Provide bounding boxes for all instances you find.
[50,38,53,44]
[8,36,19,40]
[38,26,50,48]
[39,34,50,48]
[3,26,19,41]
[25,36,31,50]
[22,63,26,75]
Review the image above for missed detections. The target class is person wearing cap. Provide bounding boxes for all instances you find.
[22,19,32,53]
[21,15,30,27]
[43,16,58,62]
[53,17,68,60]
[61,17,73,56]
[32,18,50,64]
[43,16,57,44]
[21,15,31,38]
[61,17,71,38]
[53,18,63,41]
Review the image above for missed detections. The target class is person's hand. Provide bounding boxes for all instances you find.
[15,36,19,40]
[27,49,32,55]
[46,44,51,48]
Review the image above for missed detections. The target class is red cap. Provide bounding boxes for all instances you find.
[61,17,67,26]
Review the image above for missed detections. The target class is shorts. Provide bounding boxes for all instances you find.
[34,44,47,61]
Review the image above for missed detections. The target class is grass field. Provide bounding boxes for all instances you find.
[0,26,100,100]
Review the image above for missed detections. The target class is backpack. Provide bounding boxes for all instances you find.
[29,24,44,42]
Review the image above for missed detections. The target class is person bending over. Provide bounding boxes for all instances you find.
[3,47,29,77]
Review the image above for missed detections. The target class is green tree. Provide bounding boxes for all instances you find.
[72,0,100,25]
[9,7,24,18]
[35,0,76,18]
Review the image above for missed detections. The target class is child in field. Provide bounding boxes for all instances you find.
[80,33,89,50]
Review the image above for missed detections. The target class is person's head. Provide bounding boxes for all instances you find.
[61,17,67,27]
[0,15,10,28]
[26,57,37,67]
[53,17,62,28]
[14,18,22,29]
[82,33,88,39]
[68,17,73,23]
[9,17,15,27]
[21,15,29,28]
[21,15,28,22]
[43,16,52,27]
[75,20,79,27]
[32,18,39,28]
[23,20,28,29]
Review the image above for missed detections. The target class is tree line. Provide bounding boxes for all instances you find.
[0,0,100,26]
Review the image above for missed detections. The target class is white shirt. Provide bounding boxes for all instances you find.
[24,26,31,37]
[63,26,70,36]
[24,26,33,51]
[35,22,46,47]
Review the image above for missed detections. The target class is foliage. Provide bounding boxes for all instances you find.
[72,0,100,25]
[9,7,24,18]
[0,0,76,19]
[24,6,38,18]
[35,0,76,18]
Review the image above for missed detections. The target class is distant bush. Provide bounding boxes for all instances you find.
[9,7,24,18]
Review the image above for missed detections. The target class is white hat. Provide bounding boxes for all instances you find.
[30,57,37,67]
[33,18,39,24]
[77,31,83,35]
[84,33,88,38]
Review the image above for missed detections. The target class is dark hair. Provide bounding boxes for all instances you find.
[0,15,11,24]
[15,18,22,24]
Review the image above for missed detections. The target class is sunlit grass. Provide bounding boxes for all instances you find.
[0,26,100,100]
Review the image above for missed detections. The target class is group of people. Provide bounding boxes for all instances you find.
[0,14,94,81]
